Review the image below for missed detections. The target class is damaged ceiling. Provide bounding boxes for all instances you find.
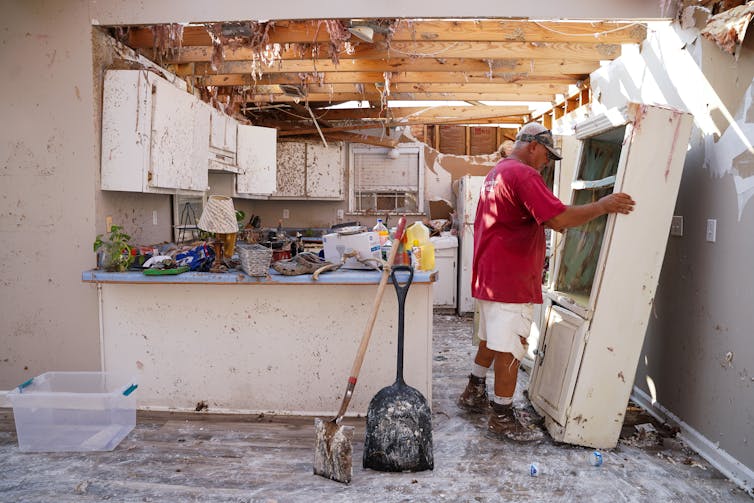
[109,18,650,138]
[102,1,751,143]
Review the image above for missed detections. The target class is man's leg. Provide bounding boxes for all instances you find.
[457,341,495,412]
[488,337,538,441]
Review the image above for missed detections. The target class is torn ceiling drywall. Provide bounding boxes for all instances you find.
[704,79,754,220]
[701,2,754,57]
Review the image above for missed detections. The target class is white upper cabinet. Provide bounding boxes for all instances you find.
[150,76,209,191]
[271,140,345,200]
[272,142,306,198]
[209,107,238,172]
[306,142,345,199]
[236,124,277,198]
[101,69,209,194]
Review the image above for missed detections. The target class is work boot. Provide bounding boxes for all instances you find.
[457,374,490,412]
[487,402,543,442]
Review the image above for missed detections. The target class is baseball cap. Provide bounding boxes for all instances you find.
[516,123,562,161]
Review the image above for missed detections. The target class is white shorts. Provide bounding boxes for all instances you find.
[476,299,533,362]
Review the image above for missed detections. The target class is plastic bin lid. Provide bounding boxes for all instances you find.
[430,235,458,249]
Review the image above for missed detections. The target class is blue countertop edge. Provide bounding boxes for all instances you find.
[82,268,437,285]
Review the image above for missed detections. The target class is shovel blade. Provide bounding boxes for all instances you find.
[363,383,434,473]
[313,417,354,484]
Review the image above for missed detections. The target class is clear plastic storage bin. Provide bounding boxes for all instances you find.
[7,371,138,452]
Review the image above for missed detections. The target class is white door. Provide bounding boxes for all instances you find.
[529,304,588,425]
[457,175,485,314]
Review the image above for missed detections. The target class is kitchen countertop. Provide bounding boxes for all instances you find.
[82,268,437,285]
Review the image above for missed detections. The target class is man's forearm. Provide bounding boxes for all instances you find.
[545,202,606,232]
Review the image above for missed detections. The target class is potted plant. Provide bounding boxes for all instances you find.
[93,225,134,272]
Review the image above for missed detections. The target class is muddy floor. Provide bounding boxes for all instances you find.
[0,313,749,502]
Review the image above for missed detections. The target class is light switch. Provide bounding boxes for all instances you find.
[670,215,683,237]
[706,219,717,242]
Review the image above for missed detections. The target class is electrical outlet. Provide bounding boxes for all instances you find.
[152,210,158,226]
[106,216,112,232]
[670,215,683,236]
[706,219,717,242]
[283,209,290,219]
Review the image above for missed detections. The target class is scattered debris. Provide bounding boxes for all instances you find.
[195,400,209,412]
[74,481,89,494]
[721,351,734,367]
[635,423,658,434]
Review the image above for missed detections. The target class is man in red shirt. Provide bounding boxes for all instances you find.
[457,122,635,441]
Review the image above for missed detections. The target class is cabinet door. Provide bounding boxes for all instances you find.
[150,76,208,190]
[101,70,152,192]
[529,304,588,426]
[306,142,344,199]
[188,102,210,191]
[272,142,306,197]
[236,124,277,196]
[210,108,237,153]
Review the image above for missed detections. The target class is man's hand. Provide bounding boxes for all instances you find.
[546,192,636,231]
[598,192,635,215]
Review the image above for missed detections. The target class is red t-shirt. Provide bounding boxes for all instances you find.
[471,158,566,304]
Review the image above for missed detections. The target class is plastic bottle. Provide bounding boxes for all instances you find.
[405,221,430,247]
[373,219,389,246]
[420,240,435,271]
[589,450,603,466]
[529,462,540,477]
[411,240,422,269]
[405,222,435,270]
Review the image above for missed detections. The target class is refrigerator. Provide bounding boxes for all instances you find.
[528,103,693,449]
[455,174,486,315]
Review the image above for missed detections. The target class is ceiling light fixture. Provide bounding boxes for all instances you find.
[348,25,374,43]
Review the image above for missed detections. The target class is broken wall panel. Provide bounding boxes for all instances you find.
[469,126,498,155]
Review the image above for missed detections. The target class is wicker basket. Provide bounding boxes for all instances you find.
[237,244,273,276]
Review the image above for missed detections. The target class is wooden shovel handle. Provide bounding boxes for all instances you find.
[335,216,406,420]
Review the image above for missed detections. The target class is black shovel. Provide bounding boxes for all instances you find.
[363,265,434,472]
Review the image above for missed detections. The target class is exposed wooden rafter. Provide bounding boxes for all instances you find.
[109,18,646,132]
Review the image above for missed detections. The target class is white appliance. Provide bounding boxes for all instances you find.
[455,175,485,314]
[430,235,458,308]
[528,104,693,449]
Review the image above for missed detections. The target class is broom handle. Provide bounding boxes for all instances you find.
[335,216,406,420]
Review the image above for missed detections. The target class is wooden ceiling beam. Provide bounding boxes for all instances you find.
[197,71,585,87]
[243,91,561,103]
[223,82,571,96]
[310,105,531,121]
[276,112,527,136]
[166,40,621,64]
[177,58,601,76]
[124,20,646,48]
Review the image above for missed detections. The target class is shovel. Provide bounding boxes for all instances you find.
[363,264,434,472]
[313,217,406,484]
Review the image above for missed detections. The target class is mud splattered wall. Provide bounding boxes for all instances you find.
[589,21,754,482]
[1,2,101,387]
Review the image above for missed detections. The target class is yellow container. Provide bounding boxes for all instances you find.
[420,242,435,271]
[405,222,430,248]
